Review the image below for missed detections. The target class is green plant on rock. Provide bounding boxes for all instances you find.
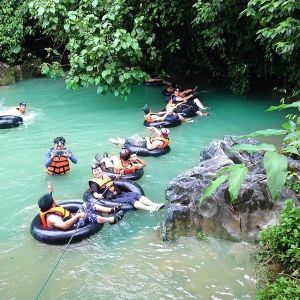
[196,232,208,241]
[200,101,300,206]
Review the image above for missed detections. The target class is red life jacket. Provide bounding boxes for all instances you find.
[47,156,70,175]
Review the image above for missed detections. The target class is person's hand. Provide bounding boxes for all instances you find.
[47,181,53,192]
[62,150,71,158]
[78,212,87,219]
[51,150,56,158]
[130,154,137,159]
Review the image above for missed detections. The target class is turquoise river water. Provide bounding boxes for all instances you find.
[0,78,289,299]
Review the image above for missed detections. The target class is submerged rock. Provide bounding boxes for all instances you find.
[160,135,299,243]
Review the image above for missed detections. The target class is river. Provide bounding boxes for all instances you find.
[0,78,288,299]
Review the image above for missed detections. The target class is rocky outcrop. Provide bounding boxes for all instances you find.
[160,135,299,243]
[0,62,15,85]
[0,59,43,86]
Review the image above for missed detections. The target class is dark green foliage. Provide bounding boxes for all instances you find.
[259,199,300,270]
[0,0,32,63]
[256,276,300,300]
[254,199,300,299]
[1,0,300,99]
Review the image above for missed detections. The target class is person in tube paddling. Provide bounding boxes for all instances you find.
[38,182,124,230]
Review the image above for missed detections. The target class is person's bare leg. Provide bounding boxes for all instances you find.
[193,98,207,109]
[109,137,125,145]
[96,215,115,223]
[178,114,193,123]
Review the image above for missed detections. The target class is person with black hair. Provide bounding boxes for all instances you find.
[38,182,124,230]
[16,102,27,115]
[45,136,77,175]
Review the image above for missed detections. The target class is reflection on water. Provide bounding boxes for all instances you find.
[0,78,287,299]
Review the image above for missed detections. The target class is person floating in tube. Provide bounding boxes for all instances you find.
[38,182,124,229]
[45,136,77,175]
[16,102,27,115]
[109,127,170,151]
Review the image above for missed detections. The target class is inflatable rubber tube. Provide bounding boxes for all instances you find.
[84,179,145,211]
[143,119,181,128]
[124,144,171,157]
[0,115,23,129]
[102,168,144,181]
[180,110,198,118]
[30,202,103,245]
[162,89,172,96]
[143,80,164,86]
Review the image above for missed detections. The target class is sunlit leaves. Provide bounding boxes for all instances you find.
[264,151,288,201]
[199,175,228,206]
[237,129,288,141]
[229,143,277,153]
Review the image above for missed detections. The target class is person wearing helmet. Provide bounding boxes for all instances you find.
[45,136,77,175]
[89,164,164,213]
[170,88,209,111]
[143,104,169,123]
[109,127,170,151]
[16,102,27,115]
[38,181,124,230]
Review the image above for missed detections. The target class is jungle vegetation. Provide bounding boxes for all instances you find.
[0,0,299,100]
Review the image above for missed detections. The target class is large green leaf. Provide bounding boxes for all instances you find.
[282,145,299,156]
[237,129,288,141]
[216,165,237,176]
[263,151,288,201]
[228,165,248,203]
[199,175,228,206]
[281,120,296,133]
[229,143,276,153]
[283,131,300,142]
[266,101,300,111]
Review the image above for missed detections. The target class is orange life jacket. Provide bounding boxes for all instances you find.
[114,160,136,174]
[47,155,70,175]
[149,136,170,149]
[89,175,117,196]
[144,113,154,123]
[39,206,72,229]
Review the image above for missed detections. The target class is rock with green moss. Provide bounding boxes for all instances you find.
[0,62,15,85]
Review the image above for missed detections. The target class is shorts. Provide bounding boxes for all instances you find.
[125,134,147,147]
[76,202,99,226]
[113,191,143,206]
[166,114,179,121]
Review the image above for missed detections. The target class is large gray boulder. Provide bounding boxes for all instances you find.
[160,135,299,243]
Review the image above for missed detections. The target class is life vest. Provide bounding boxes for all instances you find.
[47,155,70,175]
[89,175,118,197]
[39,206,72,229]
[149,136,170,149]
[144,113,154,123]
[115,160,136,174]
